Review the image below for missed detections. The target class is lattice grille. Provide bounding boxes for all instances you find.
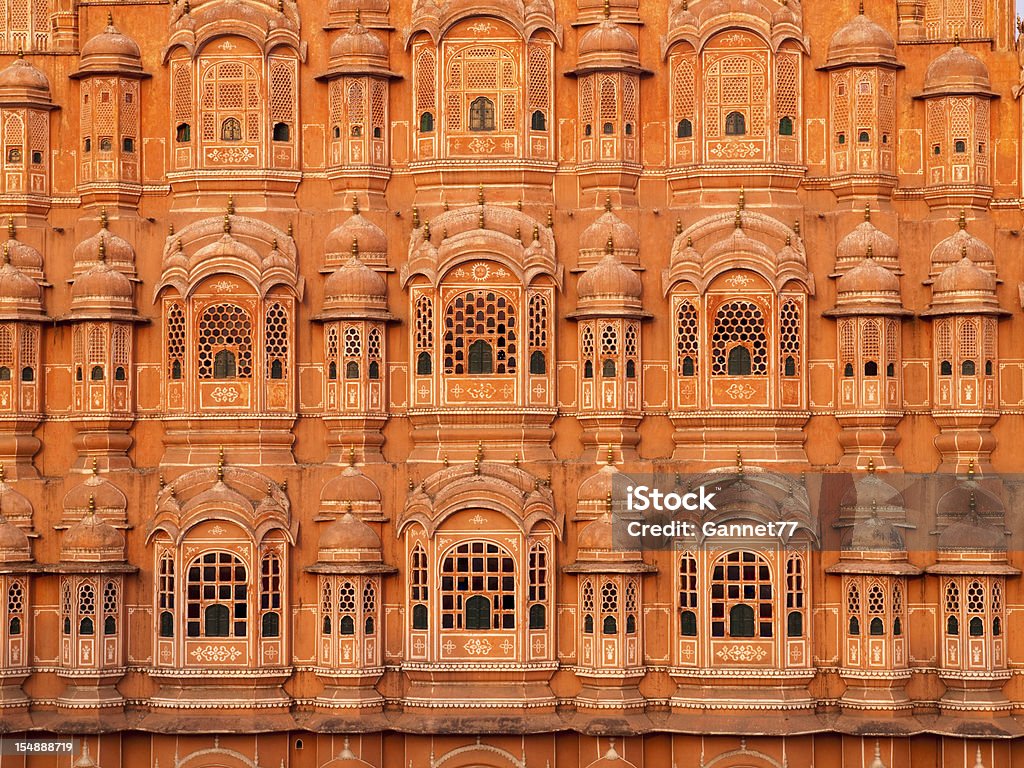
[675,299,698,374]
[88,326,106,366]
[167,302,185,377]
[185,551,248,639]
[867,584,885,614]
[863,318,880,362]
[779,300,800,367]
[527,45,549,111]
[7,579,23,614]
[600,324,617,355]
[991,581,1002,614]
[348,80,365,124]
[120,82,139,144]
[344,326,361,357]
[600,581,618,614]
[367,327,382,364]
[711,300,767,375]
[983,317,996,360]
[831,72,849,146]
[269,60,294,124]
[329,79,343,128]
[112,325,130,367]
[581,325,595,362]
[944,580,960,613]
[623,77,637,124]
[786,555,804,609]
[678,555,697,609]
[839,319,855,363]
[528,293,547,350]
[885,319,898,366]
[673,55,695,121]
[625,580,638,616]
[582,579,594,614]
[936,320,953,361]
[624,322,638,358]
[363,580,377,616]
[96,85,114,136]
[710,550,773,639]
[78,581,95,616]
[260,553,282,613]
[18,325,35,370]
[580,78,594,124]
[103,580,118,617]
[892,582,903,615]
[775,53,798,123]
[338,580,356,615]
[371,80,386,133]
[265,302,288,377]
[847,582,860,614]
[528,542,547,603]
[414,296,433,350]
[416,49,436,112]
[197,303,253,379]
[442,290,517,375]
[159,553,175,611]
[0,324,13,368]
[411,545,428,602]
[957,318,978,359]
[440,540,516,630]
[966,580,984,613]
[599,77,617,121]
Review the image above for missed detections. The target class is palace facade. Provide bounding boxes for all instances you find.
[0,0,1023,765]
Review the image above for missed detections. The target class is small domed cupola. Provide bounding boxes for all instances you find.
[71,14,147,78]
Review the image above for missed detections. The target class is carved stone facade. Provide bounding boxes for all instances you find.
[1,0,1024,766]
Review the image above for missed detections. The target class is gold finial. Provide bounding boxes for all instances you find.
[858,0,863,13]
[961,244,968,259]
[16,48,23,60]
[97,237,106,262]
[158,473,165,489]
[606,445,614,465]
[280,479,287,493]
[226,195,235,216]
[442,226,449,241]
[953,32,960,46]
[515,225,522,243]
[217,446,224,481]
[513,453,520,468]
[476,441,484,463]
[1,242,9,266]
[352,237,359,259]
[734,210,742,230]
[793,219,801,236]
[605,236,614,255]
[88,494,95,514]
[91,457,98,475]
[478,207,485,229]
[0,464,6,483]
[443,454,449,468]
[968,458,975,479]
[349,447,356,466]
[477,184,485,205]
[517,199,523,211]
[687,236,693,248]
[866,243,874,259]
[168,222,175,237]
[271,238,278,251]
[871,497,878,515]
[353,7,360,23]
[864,203,871,222]
[107,10,114,26]
[176,238,183,253]
[183,0,190,14]
[99,209,108,228]
[606,490,613,513]
[867,457,875,474]
[6,217,13,240]
[412,206,420,228]
[223,214,231,234]
[346,500,353,514]
[423,220,431,241]
[786,234,791,247]
[532,224,540,242]
[474,457,481,475]
[546,209,553,228]
[352,194,360,215]
[735,448,743,474]
[408,478,414,490]
[969,490,977,514]
[603,0,611,19]
[287,221,293,238]
[442,199,449,212]
[675,218,682,235]
[958,208,967,230]
[738,187,745,210]
[604,194,612,213]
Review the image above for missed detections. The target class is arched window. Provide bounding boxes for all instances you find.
[260,553,282,638]
[954,139,966,153]
[122,137,135,153]
[711,550,773,639]
[779,116,794,135]
[531,110,546,131]
[849,616,860,635]
[84,138,92,152]
[416,351,432,375]
[346,361,360,379]
[0,367,10,381]
[529,603,546,630]
[160,611,174,638]
[272,122,290,141]
[940,360,953,376]
[221,117,242,141]
[411,544,429,629]
[677,118,692,138]
[787,611,803,637]
[678,554,698,635]
[469,97,496,131]
[601,359,616,377]
[725,111,746,136]
[103,581,118,635]
[443,290,516,375]
[869,617,884,635]
[947,615,959,635]
[864,361,878,376]
[420,112,434,132]
[186,551,247,639]
[582,579,595,634]
[680,610,697,636]
[90,365,104,381]
[858,131,870,143]
[176,123,191,142]
[198,304,253,380]
[961,360,976,375]
[529,350,546,374]
[712,301,767,376]
[440,541,515,631]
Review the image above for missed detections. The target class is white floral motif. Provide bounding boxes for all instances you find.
[190,645,242,663]
[464,638,492,655]
[210,386,241,404]
[724,383,757,400]
[715,644,767,662]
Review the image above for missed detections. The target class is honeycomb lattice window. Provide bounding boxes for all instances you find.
[847,582,861,615]
[945,580,960,613]
[197,303,253,379]
[264,302,289,380]
[600,580,618,635]
[414,296,433,350]
[185,551,248,639]
[867,584,885,614]
[581,325,595,377]
[600,324,617,355]
[61,581,71,634]
[442,290,517,375]
[325,326,339,379]
[625,579,638,634]
[711,550,773,639]
[337,580,356,634]
[19,325,35,381]
[367,327,382,379]
[0,324,13,377]
[966,580,984,614]
[78,581,96,635]
[363,580,377,633]
[7,579,23,635]
[528,293,548,351]
[779,300,800,375]
[415,48,437,120]
[440,541,516,631]
[711,300,767,376]
[675,299,698,376]
[102,580,118,634]
[892,581,903,616]
[320,580,332,635]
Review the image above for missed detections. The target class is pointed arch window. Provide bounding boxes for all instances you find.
[711,550,773,639]
[221,118,242,141]
[440,540,515,631]
[725,111,746,136]
[186,551,247,639]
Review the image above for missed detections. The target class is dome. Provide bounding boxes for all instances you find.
[0,478,32,523]
[577,251,642,301]
[72,216,137,275]
[928,256,999,316]
[70,258,135,314]
[578,19,641,71]
[577,462,622,513]
[921,44,995,97]
[937,512,1006,552]
[0,253,41,313]
[577,513,613,552]
[329,21,388,70]
[928,215,994,277]
[61,509,126,562]
[835,214,898,273]
[323,255,389,317]
[833,255,902,313]
[63,471,128,517]
[3,219,42,277]
[325,207,387,265]
[580,205,640,257]
[0,57,52,104]
[321,465,382,506]
[318,511,382,562]
[77,16,144,76]
[845,513,905,552]
[824,12,898,69]
[0,515,30,563]
[840,471,905,514]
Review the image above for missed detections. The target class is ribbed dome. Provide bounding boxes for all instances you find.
[61,510,126,562]
[63,471,128,516]
[929,216,993,277]
[325,208,387,264]
[577,513,613,552]
[937,513,1005,552]
[577,251,641,300]
[933,256,995,295]
[580,207,640,257]
[837,255,899,295]
[3,220,42,277]
[579,19,639,61]
[0,57,51,102]
[73,218,136,275]
[836,216,898,273]
[577,462,621,509]
[0,515,29,563]
[921,44,995,97]
[329,22,388,67]
[320,465,381,506]
[825,12,898,69]
[0,257,41,309]
[0,478,32,522]
[70,259,134,313]
[324,255,388,306]
[319,511,381,553]
[77,17,144,75]
[846,512,905,552]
